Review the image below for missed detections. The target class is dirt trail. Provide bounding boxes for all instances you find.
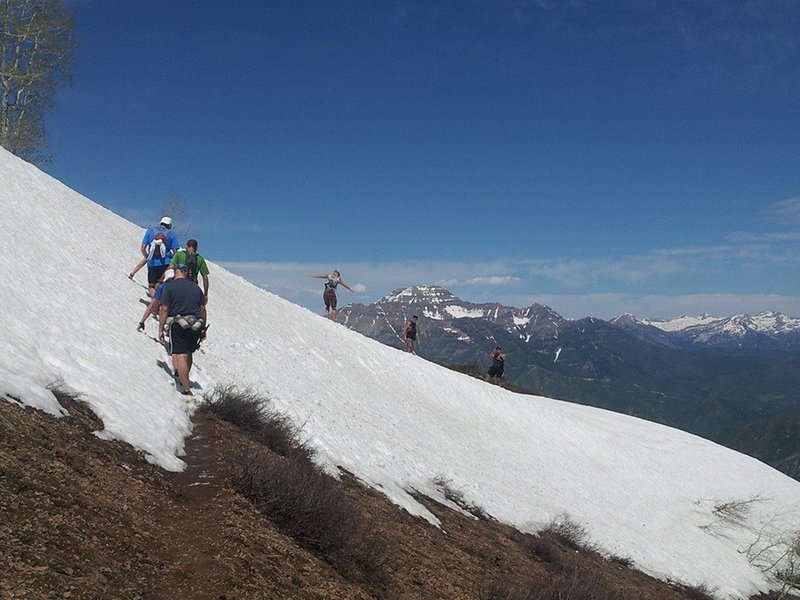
[143,411,231,600]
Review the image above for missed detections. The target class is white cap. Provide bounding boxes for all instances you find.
[160,216,172,226]
[163,270,174,282]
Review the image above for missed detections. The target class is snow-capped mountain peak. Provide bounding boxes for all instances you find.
[612,310,800,351]
[379,284,462,306]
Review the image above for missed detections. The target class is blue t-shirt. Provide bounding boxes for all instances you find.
[154,279,172,302]
[141,225,180,267]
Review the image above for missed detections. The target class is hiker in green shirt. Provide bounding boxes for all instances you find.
[170,238,209,319]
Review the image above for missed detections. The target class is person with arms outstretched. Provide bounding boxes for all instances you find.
[308,269,353,321]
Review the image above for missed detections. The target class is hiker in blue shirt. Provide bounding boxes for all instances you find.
[137,269,174,332]
[139,216,180,296]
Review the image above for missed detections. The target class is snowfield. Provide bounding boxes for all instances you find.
[1,147,799,599]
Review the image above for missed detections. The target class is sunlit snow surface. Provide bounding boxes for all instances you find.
[1,148,799,598]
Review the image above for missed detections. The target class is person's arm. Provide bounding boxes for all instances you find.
[308,274,327,279]
[168,232,180,253]
[141,229,152,257]
[339,280,353,292]
[201,274,209,297]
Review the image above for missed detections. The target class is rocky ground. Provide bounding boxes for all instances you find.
[0,393,792,600]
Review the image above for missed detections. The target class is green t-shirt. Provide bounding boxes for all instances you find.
[170,250,210,280]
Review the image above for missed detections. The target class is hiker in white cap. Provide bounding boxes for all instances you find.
[135,216,180,296]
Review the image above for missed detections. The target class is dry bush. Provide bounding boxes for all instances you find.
[608,554,634,569]
[433,475,490,519]
[672,582,717,600]
[205,384,387,583]
[537,569,623,600]
[543,514,596,553]
[478,569,621,600]
[203,384,314,465]
[477,580,536,600]
[509,529,562,565]
[696,495,765,533]
[233,446,387,583]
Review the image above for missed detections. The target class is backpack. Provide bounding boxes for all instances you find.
[148,228,169,260]
[185,252,199,283]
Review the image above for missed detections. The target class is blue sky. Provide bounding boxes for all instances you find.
[44,0,800,318]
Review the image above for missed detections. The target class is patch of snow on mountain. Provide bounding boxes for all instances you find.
[749,312,800,333]
[445,305,486,319]
[646,314,721,332]
[442,326,471,342]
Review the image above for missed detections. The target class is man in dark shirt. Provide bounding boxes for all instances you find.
[158,264,205,395]
[403,315,421,353]
[485,346,506,386]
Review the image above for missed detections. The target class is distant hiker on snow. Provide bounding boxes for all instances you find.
[139,217,180,296]
[308,269,353,321]
[158,263,206,396]
[403,315,421,353]
[170,238,209,319]
[138,269,174,331]
[485,345,506,385]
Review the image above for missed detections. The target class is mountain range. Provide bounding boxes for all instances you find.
[612,311,800,351]
[340,286,800,480]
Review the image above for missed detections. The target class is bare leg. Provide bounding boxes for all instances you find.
[172,353,193,394]
[139,299,158,328]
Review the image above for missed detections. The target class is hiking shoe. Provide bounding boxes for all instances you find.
[137,322,145,331]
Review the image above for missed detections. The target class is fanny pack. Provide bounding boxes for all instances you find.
[174,315,205,332]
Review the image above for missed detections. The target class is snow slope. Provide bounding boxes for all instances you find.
[1,148,799,598]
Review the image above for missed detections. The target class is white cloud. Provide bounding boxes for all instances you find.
[435,275,520,287]
[763,196,800,221]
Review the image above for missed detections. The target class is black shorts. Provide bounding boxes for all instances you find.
[488,363,504,378]
[148,265,168,285]
[168,323,200,355]
[324,289,337,311]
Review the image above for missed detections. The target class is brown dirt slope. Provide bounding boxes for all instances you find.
[0,394,791,600]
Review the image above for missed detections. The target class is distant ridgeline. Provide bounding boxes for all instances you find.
[340,285,800,481]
